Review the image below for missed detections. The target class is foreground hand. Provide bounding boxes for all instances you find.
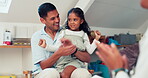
[95,43,128,70]
[38,39,46,48]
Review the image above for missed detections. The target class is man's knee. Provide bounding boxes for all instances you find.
[35,68,60,78]
[71,68,92,78]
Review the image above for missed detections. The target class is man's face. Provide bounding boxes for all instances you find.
[41,10,60,32]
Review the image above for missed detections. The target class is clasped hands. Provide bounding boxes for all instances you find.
[58,38,77,56]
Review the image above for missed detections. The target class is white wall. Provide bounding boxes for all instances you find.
[90,26,138,36]
[138,19,148,33]
[0,22,44,38]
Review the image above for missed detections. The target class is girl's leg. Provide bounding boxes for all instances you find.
[60,65,77,78]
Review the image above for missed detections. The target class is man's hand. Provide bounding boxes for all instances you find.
[38,39,46,48]
[56,38,76,56]
[60,38,73,46]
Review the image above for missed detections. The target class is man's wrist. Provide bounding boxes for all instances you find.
[71,48,78,57]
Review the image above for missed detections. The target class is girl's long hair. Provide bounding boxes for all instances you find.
[65,7,90,35]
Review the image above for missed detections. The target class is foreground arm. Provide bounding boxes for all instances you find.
[141,0,148,8]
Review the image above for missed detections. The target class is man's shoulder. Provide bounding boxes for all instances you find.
[32,30,42,38]
[58,27,66,33]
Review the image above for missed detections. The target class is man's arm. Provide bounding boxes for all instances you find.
[40,39,76,69]
[60,38,91,63]
[39,50,61,69]
[74,51,91,63]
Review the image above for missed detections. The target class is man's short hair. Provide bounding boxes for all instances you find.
[38,3,57,18]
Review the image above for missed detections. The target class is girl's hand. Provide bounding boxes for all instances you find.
[94,30,101,40]
[38,39,46,48]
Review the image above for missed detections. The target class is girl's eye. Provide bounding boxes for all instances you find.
[68,19,71,21]
[74,19,77,21]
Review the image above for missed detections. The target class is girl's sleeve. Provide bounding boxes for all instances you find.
[45,44,60,52]
[83,33,100,54]
[44,30,64,52]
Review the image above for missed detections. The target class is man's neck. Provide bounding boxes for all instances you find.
[45,27,57,40]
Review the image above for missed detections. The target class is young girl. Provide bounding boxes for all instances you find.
[39,7,101,78]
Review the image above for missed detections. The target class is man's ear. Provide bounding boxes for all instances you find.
[40,18,46,24]
[81,19,84,24]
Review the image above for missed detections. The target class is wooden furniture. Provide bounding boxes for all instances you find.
[0,45,31,48]
[23,70,32,78]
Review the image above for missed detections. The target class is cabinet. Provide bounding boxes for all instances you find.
[0,46,32,78]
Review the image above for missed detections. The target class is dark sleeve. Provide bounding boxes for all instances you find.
[120,43,139,70]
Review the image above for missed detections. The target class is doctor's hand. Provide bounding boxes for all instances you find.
[95,43,128,70]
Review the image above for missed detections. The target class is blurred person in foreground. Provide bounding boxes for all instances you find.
[94,0,148,78]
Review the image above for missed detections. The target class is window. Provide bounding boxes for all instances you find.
[0,0,12,13]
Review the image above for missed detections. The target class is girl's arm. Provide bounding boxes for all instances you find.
[45,44,60,52]
[39,30,64,52]
[84,33,100,54]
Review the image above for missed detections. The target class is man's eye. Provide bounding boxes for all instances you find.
[51,17,55,20]
[57,15,59,18]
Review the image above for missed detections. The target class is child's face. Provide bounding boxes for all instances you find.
[68,12,84,31]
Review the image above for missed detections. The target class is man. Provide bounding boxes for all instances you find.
[95,0,148,78]
[31,3,91,78]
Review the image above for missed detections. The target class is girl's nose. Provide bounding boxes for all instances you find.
[70,20,74,24]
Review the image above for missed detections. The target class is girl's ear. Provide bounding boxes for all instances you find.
[81,19,84,24]
[40,18,46,24]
